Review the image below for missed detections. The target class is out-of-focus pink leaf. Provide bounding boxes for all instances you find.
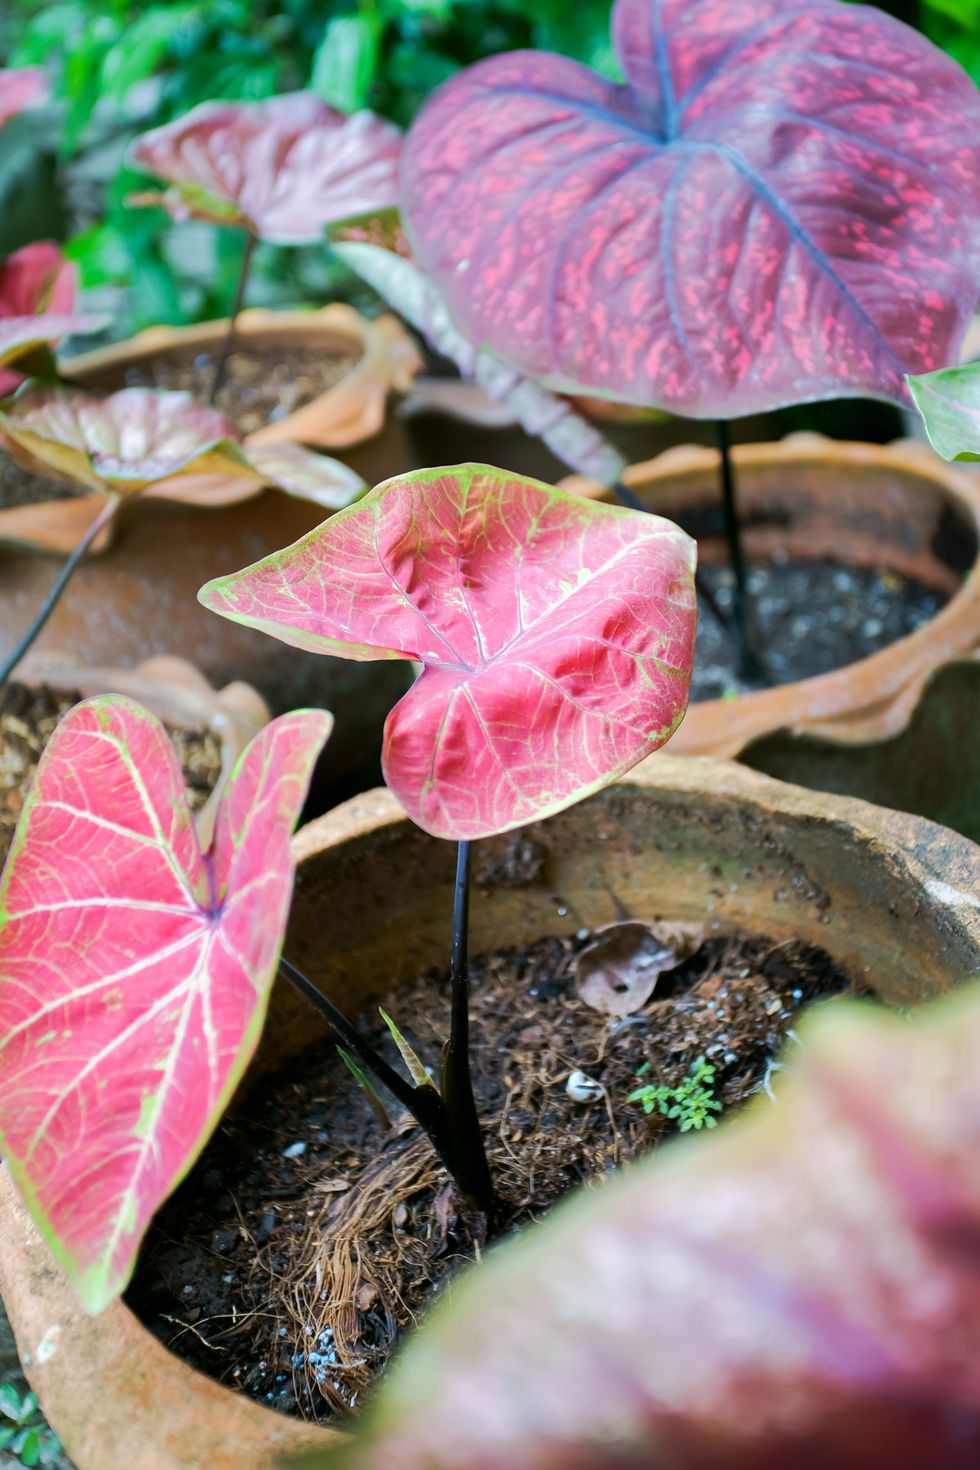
[0,696,332,1314]
[199,464,696,840]
[0,243,76,319]
[308,984,980,1470]
[908,359,980,462]
[0,385,255,494]
[330,210,627,487]
[0,68,47,129]
[0,315,107,383]
[401,0,980,417]
[130,93,402,244]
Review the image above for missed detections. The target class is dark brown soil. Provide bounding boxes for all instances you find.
[693,559,946,701]
[128,923,862,1424]
[107,342,362,438]
[0,682,223,862]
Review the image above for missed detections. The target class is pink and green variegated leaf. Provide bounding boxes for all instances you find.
[330,210,627,487]
[199,465,696,840]
[130,93,402,245]
[308,985,980,1470]
[0,696,332,1314]
[908,360,980,462]
[0,385,255,494]
[401,0,980,418]
[0,68,47,130]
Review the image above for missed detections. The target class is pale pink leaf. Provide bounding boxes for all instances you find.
[0,68,47,130]
[130,93,402,244]
[315,986,980,1470]
[246,442,366,509]
[199,464,697,840]
[0,696,332,1313]
[0,385,255,494]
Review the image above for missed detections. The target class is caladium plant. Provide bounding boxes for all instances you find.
[0,696,332,1314]
[129,92,404,402]
[0,243,106,395]
[0,68,47,131]
[200,461,696,1216]
[399,0,980,677]
[0,383,367,691]
[306,979,980,1470]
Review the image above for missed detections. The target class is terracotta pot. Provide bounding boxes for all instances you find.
[739,653,980,846]
[2,757,979,1470]
[562,433,980,758]
[0,306,425,786]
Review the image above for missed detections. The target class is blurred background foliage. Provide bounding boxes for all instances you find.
[0,0,974,340]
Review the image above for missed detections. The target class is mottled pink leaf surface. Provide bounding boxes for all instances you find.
[402,0,980,417]
[311,986,980,1470]
[0,697,331,1313]
[0,67,47,129]
[200,465,696,840]
[0,385,254,493]
[130,93,402,244]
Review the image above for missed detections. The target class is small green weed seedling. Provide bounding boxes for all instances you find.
[628,1058,722,1133]
[0,1383,62,1467]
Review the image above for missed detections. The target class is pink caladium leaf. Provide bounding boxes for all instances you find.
[246,442,366,509]
[200,464,696,840]
[401,0,980,418]
[908,360,980,462]
[308,985,980,1470]
[130,93,402,245]
[0,384,256,494]
[0,243,99,396]
[0,696,332,1314]
[330,210,627,487]
[0,68,47,130]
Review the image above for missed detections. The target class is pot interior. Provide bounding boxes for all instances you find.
[249,773,980,1091]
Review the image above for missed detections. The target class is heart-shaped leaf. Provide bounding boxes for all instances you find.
[0,69,47,131]
[401,0,980,417]
[307,982,980,1470]
[331,210,627,487]
[200,464,696,840]
[908,360,980,461]
[0,696,332,1314]
[130,92,403,245]
[0,384,255,494]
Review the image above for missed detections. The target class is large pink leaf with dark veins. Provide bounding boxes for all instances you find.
[0,697,331,1313]
[199,465,696,840]
[130,93,402,244]
[401,0,980,417]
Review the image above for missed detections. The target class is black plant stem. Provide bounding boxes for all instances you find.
[715,422,766,684]
[612,477,731,639]
[277,954,451,1153]
[209,231,257,406]
[442,840,496,1219]
[0,495,119,693]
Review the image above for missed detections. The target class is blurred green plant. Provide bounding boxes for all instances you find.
[0,0,616,337]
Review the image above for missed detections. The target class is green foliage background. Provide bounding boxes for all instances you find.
[0,0,973,339]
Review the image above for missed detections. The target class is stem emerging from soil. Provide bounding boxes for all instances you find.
[209,232,257,406]
[0,495,119,692]
[441,840,496,1220]
[715,423,766,686]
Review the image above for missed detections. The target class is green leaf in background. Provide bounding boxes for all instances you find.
[908,360,980,462]
[922,0,980,24]
[101,5,198,105]
[311,13,382,112]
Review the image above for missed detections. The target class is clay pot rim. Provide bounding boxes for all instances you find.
[67,304,423,451]
[2,755,979,1470]
[565,432,980,757]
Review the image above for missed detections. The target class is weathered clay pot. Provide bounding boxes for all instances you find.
[0,305,424,786]
[740,654,980,846]
[563,433,980,758]
[2,757,978,1470]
